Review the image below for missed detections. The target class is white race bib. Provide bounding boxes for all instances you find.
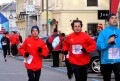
[24,55,33,64]
[2,42,7,45]
[72,45,82,54]
[108,48,120,59]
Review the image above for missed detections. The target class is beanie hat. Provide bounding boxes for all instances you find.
[97,23,103,30]
[31,26,39,33]
[53,28,58,32]
[106,13,116,21]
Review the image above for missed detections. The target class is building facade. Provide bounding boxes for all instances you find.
[42,0,110,35]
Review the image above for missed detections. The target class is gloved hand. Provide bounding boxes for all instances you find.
[108,34,116,45]
[110,41,115,45]
[81,48,87,53]
[25,52,29,58]
[62,51,68,55]
[38,47,42,53]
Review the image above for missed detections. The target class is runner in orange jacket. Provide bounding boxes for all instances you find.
[62,20,96,81]
[18,26,49,81]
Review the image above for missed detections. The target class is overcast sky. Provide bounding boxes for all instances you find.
[0,0,15,5]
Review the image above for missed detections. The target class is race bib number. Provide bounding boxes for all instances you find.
[108,48,120,59]
[24,55,33,64]
[2,42,7,45]
[72,45,82,54]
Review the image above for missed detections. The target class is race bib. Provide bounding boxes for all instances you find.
[72,45,82,54]
[108,48,120,59]
[24,55,33,64]
[2,42,7,45]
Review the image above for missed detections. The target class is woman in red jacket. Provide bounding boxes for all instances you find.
[62,20,96,81]
[18,26,49,81]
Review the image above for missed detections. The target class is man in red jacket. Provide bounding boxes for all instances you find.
[62,20,96,81]
[48,28,61,67]
[18,26,49,81]
[10,31,18,56]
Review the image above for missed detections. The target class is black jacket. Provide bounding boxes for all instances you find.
[1,36,10,47]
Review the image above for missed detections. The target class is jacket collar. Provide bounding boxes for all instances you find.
[108,25,118,30]
[31,35,39,40]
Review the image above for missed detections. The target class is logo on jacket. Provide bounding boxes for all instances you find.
[28,44,31,47]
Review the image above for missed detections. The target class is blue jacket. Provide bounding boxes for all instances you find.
[97,25,120,64]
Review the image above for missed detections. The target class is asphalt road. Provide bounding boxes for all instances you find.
[0,50,115,81]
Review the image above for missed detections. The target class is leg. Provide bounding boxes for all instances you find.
[2,47,7,59]
[52,51,56,67]
[71,64,88,81]
[65,59,73,79]
[54,51,59,67]
[27,69,35,81]
[7,44,10,55]
[11,44,15,56]
[101,64,112,81]
[34,69,41,81]
[113,63,120,81]
[79,65,88,81]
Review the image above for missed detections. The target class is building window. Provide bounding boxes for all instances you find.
[87,0,98,6]
[87,23,98,36]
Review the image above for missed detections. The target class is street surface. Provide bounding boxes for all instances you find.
[0,50,115,81]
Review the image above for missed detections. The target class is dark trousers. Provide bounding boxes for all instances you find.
[101,63,120,81]
[11,44,18,56]
[7,44,10,55]
[27,69,41,81]
[52,51,60,67]
[71,64,88,81]
[2,46,8,58]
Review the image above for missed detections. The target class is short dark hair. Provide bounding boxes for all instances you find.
[71,20,83,29]
[60,33,65,36]
[106,13,116,21]
[53,28,58,32]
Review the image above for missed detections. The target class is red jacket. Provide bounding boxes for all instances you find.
[6,34,10,40]
[10,34,17,44]
[18,36,49,71]
[62,32,96,66]
[15,34,20,45]
[48,32,61,51]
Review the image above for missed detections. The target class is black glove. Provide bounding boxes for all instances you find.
[38,47,42,53]
[109,34,117,38]
[81,48,87,53]
[25,52,29,58]
[109,34,116,45]
[110,41,115,45]
[62,51,68,55]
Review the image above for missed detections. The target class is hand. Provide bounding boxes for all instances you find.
[108,35,115,45]
[25,52,29,58]
[81,48,87,53]
[62,51,68,55]
[38,47,42,53]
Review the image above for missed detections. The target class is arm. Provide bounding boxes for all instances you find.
[62,37,70,51]
[39,42,49,57]
[18,39,27,57]
[85,35,96,53]
[97,31,110,51]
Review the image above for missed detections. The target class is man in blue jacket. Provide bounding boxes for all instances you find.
[97,13,120,81]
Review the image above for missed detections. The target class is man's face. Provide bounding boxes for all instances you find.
[108,16,118,26]
[31,29,39,37]
[73,22,82,33]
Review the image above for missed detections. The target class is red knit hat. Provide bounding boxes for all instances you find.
[98,23,103,30]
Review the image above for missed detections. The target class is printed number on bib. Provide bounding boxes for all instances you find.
[72,45,82,54]
[108,48,120,59]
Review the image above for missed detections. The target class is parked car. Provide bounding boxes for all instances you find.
[89,50,100,73]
